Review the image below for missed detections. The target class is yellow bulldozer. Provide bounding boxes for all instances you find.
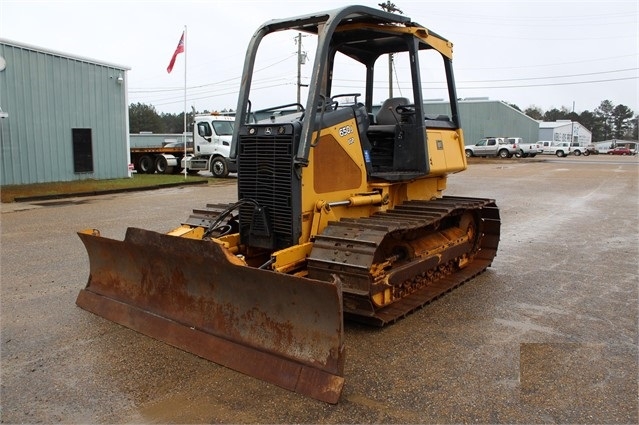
[76,5,500,404]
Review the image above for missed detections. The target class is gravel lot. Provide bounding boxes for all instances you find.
[1,156,637,423]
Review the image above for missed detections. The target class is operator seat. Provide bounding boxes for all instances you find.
[366,97,410,172]
[374,97,410,129]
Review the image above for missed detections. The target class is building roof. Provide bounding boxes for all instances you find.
[539,121,574,129]
[0,38,130,70]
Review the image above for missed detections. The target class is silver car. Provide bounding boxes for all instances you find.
[465,137,516,158]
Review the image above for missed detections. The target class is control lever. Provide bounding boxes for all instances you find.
[390,105,404,139]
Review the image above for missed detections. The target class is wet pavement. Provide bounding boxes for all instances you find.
[1,156,637,423]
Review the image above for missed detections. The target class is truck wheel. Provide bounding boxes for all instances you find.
[573,150,581,156]
[584,150,590,156]
[155,156,173,174]
[465,149,473,158]
[556,151,565,157]
[210,157,229,178]
[515,150,523,158]
[138,155,155,174]
[499,149,510,158]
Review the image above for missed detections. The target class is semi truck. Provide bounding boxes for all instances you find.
[129,115,236,177]
[129,133,193,174]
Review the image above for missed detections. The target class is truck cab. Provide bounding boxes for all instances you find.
[185,115,237,177]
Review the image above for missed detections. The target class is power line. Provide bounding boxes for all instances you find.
[133,78,291,106]
[129,59,637,108]
[330,75,636,91]
[130,54,638,94]
[129,53,296,93]
[331,68,637,87]
[456,54,638,71]
[150,81,298,108]
[462,68,638,83]
[134,73,638,108]
[457,76,637,90]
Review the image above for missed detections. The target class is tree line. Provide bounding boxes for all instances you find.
[129,100,638,142]
[518,100,637,141]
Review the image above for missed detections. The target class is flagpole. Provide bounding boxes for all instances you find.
[183,25,187,179]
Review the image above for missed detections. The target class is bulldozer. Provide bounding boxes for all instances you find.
[76,5,500,404]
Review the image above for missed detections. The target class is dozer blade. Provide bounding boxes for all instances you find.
[76,228,345,404]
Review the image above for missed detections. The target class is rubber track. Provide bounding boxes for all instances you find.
[308,196,501,326]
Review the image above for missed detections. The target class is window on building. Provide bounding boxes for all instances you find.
[72,128,94,173]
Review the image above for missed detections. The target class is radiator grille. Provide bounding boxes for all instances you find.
[237,123,302,250]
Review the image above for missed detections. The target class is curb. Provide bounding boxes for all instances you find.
[12,180,209,203]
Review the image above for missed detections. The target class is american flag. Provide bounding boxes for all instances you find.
[167,31,185,73]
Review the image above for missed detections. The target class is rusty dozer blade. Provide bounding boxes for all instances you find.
[76,228,345,404]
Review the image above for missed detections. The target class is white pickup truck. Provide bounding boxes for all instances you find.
[569,143,593,156]
[539,141,572,157]
[508,137,542,158]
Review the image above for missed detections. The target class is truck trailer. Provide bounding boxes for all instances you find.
[129,114,236,177]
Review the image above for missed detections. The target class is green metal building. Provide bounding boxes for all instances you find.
[0,39,130,186]
[424,99,540,145]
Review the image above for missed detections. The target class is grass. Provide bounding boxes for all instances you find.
[1,173,211,203]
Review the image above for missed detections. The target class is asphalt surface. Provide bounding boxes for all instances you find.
[1,155,637,424]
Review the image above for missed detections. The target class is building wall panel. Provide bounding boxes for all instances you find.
[0,40,129,185]
[423,100,540,145]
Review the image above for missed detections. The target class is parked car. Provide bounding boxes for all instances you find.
[570,143,591,156]
[608,147,634,156]
[465,137,516,158]
[585,144,598,155]
[497,138,519,158]
[539,141,572,157]
[511,137,542,158]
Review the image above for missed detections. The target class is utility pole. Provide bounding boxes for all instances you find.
[379,2,403,98]
[296,33,307,111]
[571,101,576,145]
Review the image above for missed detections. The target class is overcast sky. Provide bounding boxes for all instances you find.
[1,0,637,115]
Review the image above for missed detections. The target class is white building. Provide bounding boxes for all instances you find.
[539,120,592,145]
